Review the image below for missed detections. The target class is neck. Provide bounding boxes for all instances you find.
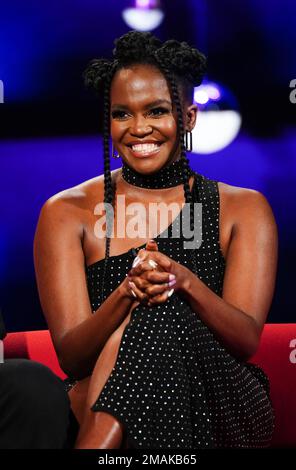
[121,158,195,189]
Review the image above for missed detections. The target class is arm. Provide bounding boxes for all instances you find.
[180,189,278,361]
[33,196,135,380]
[131,189,278,362]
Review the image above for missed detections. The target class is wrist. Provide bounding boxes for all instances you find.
[118,276,135,301]
[178,266,194,300]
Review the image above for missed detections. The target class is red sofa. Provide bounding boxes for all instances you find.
[3,324,296,448]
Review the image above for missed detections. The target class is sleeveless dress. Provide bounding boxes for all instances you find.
[65,171,275,449]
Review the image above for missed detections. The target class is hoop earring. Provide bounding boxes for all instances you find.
[184,130,193,152]
[111,141,121,159]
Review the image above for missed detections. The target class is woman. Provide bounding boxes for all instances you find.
[33,31,278,449]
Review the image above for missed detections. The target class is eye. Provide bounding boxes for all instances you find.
[111,110,128,120]
[149,107,169,116]
[111,106,170,120]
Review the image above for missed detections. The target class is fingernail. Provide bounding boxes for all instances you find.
[168,279,176,287]
[128,281,136,289]
[132,256,140,268]
[169,274,176,281]
[148,259,158,269]
[131,290,137,298]
[167,288,174,298]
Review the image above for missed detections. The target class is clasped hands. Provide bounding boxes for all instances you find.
[125,239,189,307]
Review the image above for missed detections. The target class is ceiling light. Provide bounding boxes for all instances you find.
[122,0,164,32]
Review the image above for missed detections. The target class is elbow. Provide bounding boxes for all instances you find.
[57,350,76,379]
[239,345,259,362]
[55,336,76,379]
[58,355,76,380]
[56,335,91,381]
[58,353,90,381]
[227,316,261,362]
[239,322,261,362]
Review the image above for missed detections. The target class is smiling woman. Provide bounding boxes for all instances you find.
[109,65,195,168]
[33,30,278,450]
[111,98,173,158]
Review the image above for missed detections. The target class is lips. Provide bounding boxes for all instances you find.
[126,141,163,158]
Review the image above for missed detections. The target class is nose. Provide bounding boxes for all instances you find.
[130,115,152,136]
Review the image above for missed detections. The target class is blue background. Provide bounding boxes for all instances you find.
[0,0,295,331]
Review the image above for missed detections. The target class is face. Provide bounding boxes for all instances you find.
[110,64,197,175]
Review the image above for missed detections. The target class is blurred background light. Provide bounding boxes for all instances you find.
[1,0,295,329]
[122,0,164,31]
[193,81,242,154]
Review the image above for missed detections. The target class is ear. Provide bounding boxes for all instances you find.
[184,104,198,131]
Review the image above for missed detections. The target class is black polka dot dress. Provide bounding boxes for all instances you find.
[65,162,275,449]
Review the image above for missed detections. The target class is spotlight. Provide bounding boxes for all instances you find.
[193,81,242,154]
[122,0,164,32]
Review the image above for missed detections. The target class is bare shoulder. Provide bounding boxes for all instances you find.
[39,168,121,225]
[218,180,277,228]
[42,174,103,214]
[36,175,102,243]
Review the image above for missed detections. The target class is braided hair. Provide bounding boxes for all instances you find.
[83,31,207,302]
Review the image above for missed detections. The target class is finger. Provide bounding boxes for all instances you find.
[132,272,176,296]
[130,275,150,291]
[137,248,149,261]
[132,276,173,295]
[131,248,150,268]
[148,259,158,269]
[145,270,175,284]
[148,251,173,271]
[129,260,155,277]
[148,288,175,306]
[127,280,148,304]
[145,282,169,297]
[131,255,166,275]
[145,239,159,252]
[131,255,144,268]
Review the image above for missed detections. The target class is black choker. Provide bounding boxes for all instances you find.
[121,159,195,189]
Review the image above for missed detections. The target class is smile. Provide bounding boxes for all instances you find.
[128,143,162,158]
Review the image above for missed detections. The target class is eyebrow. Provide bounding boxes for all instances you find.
[111,99,172,111]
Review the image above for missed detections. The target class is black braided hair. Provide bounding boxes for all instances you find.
[82,31,207,302]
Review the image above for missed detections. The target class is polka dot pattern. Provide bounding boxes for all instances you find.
[65,170,275,449]
[121,158,195,189]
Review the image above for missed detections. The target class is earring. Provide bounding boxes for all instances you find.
[184,130,193,152]
[111,141,121,159]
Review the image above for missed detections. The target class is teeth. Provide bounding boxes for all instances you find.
[131,143,160,153]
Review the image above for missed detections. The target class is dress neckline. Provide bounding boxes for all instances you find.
[86,171,199,270]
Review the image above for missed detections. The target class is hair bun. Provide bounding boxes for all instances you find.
[83,58,114,93]
[83,31,207,94]
[154,39,207,86]
[113,30,162,63]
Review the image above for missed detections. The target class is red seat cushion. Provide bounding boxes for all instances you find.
[249,324,296,447]
[3,330,67,380]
